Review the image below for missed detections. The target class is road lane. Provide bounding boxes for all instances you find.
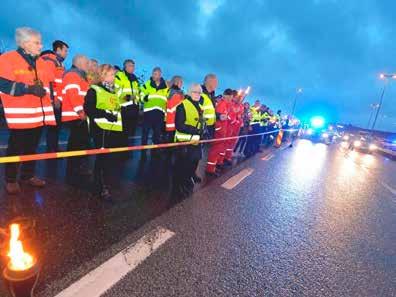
[98,140,396,297]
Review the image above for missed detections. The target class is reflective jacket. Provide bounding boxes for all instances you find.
[39,51,65,103]
[61,67,89,122]
[174,96,202,143]
[0,50,56,129]
[114,70,140,105]
[140,78,168,113]
[91,84,123,132]
[200,85,216,126]
[249,106,261,126]
[165,86,184,131]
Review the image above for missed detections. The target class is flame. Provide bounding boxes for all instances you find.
[7,224,34,271]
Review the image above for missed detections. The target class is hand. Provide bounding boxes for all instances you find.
[77,111,86,121]
[105,112,118,122]
[26,84,46,97]
[220,114,227,121]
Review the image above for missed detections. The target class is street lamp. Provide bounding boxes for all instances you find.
[367,103,379,129]
[291,88,303,117]
[372,73,396,131]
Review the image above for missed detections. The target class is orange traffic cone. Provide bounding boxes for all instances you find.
[274,130,283,148]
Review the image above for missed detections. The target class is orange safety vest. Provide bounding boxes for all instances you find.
[61,69,89,122]
[39,52,65,102]
[165,90,184,131]
[0,50,56,129]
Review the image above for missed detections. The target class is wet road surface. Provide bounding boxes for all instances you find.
[0,139,395,296]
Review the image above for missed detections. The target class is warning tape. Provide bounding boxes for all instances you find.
[0,129,298,164]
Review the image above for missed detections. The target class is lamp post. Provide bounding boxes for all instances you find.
[291,88,303,117]
[372,73,396,131]
[367,103,379,129]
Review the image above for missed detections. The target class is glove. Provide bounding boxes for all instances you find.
[26,84,46,97]
[104,112,118,122]
[143,95,149,102]
[125,95,132,101]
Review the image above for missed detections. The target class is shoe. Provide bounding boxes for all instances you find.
[192,175,202,184]
[206,171,220,178]
[5,182,21,194]
[22,177,46,188]
[100,187,112,201]
[223,159,233,166]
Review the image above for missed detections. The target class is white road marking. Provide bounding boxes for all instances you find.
[381,182,396,196]
[221,168,254,190]
[55,227,175,297]
[261,154,274,161]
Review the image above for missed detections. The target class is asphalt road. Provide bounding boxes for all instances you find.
[0,139,395,296]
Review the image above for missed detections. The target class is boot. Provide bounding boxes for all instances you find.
[5,182,21,194]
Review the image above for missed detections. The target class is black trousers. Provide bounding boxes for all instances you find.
[5,127,43,183]
[172,144,202,197]
[64,120,89,173]
[93,129,125,189]
[142,110,165,145]
[46,104,62,152]
[121,104,139,137]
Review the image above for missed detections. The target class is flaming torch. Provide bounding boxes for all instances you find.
[3,223,39,297]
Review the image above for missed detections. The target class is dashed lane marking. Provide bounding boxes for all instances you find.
[261,154,274,161]
[55,227,175,297]
[381,182,396,196]
[221,168,254,190]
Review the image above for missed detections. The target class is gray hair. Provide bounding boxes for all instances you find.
[72,54,89,66]
[204,73,216,83]
[170,75,183,87]
[187,83,202,96]
[15,27,41,47]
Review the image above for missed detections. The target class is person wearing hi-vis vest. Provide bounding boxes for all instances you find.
[84,64,124,201]
[140,67,168,148]
[114,59,140,139]
[200,74,217,139]
[172,83,204,199]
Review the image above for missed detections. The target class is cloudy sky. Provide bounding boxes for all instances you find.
[1,0,395,131]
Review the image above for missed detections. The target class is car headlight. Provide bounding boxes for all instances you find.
[369,144,377,151]
[322,133,329,138]
[354,140,361,147]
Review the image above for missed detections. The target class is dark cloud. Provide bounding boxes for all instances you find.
[1,0,395,130]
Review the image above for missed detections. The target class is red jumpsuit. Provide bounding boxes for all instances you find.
[225,101,244,161]
[206,98,230,173]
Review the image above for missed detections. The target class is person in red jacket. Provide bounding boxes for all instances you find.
[0,27,56,194]
[206,88,233,176]
[165,75,184,141]
[39,40,69,152]
[224,90,244,163]
[61,54,90,176]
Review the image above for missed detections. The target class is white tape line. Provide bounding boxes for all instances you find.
[381,182,396,196]
[221,168,254,190]
[55,227,175,297]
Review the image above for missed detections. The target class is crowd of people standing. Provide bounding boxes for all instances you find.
[0,27,289,201]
